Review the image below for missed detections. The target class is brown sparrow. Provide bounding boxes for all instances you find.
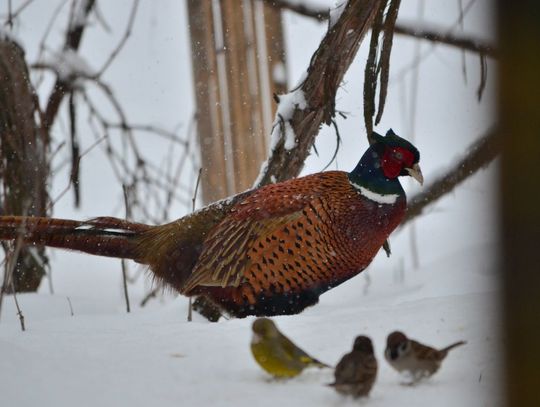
[328,336,378,398]
[385,331,466,383]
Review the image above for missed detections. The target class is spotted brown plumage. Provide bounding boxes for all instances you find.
[182,170,408,316]
[0,130,422,318]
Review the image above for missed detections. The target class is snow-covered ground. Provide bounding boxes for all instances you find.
[0,240,502,407]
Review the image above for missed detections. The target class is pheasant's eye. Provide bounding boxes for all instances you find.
[394,151,403,161]
[399,342,407,352]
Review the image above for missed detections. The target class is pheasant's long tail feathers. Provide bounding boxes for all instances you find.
[0,216,152,261]
[441,340,466,354]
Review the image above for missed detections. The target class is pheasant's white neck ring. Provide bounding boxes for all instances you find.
[349,181,400,205]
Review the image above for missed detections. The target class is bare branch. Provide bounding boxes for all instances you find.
[43,0,96,131]
[393,23,497,59]
[3,0,34,28]
[363,2,386,139]
[95,0,139,77]
[375,0,401,125]
[188,168,202,322]
[261,0,496,57]
[121,185,131,313]
[262,0,328,22]
[256,0,384,187]
[0,215,28,330]
[401,128,500,227]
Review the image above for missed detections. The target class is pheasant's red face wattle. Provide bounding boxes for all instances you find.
[381,147,416,179]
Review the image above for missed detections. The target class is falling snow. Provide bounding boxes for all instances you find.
[272,62,287,84]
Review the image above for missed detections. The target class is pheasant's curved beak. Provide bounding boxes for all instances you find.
[406,163,424,185]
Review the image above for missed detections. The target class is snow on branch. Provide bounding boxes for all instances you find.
[43,0,96,131]
[39,49,96,82]
[255,0,383,187]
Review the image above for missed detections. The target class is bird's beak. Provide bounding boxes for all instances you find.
[406,163,424,185]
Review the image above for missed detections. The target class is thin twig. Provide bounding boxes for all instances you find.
[140,286,159,307]
[34,0,69,88]
[95,0,139,77]
[477,53,487,101]
[321,119,342,171]
[121,184,131,313]
[374,0,401,125]
[42,0,96,131]
[393,23,496,59]
[191,168,202,213]
[47,135,106,211]
[4,0,34,26]
[188,168,203,322]
[363,1,385,140]
[6,0,13,29]
[3,221,28,331]
[66,296,74,316]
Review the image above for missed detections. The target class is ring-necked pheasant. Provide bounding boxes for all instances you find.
[0,130,422,318]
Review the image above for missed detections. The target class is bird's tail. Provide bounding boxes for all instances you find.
[304,357,331,369]
[441,340,466,353]
[0,216,152,261]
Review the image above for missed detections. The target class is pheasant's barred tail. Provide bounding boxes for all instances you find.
[0,216,151,261]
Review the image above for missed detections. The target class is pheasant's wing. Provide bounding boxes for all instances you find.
[181,176,329,293]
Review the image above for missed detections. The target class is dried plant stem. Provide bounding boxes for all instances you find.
[188,168,203,322]
[67,296,74,316]
[121,185,131,313]
[1,227,27,331]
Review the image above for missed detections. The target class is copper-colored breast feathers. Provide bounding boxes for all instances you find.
[181,171,406,316]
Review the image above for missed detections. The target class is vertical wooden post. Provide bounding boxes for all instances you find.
[187,0,229,203]
[263,2,288,99]
[499,1,540,406]
[187,0,287,203]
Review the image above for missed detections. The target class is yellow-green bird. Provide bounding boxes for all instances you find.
[250,317,330,378]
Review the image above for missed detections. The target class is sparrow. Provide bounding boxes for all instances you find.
[250,318,329,378]
[385,330,466,383]
[328,335,378,398]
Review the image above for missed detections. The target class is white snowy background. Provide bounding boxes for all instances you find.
[0,1,501,406]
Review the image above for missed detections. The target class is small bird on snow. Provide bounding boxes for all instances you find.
[328,335,378,398]
[250,317,329,378]
[385,330,466,383]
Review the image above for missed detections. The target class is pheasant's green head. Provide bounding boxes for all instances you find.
[349,129,423,199]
